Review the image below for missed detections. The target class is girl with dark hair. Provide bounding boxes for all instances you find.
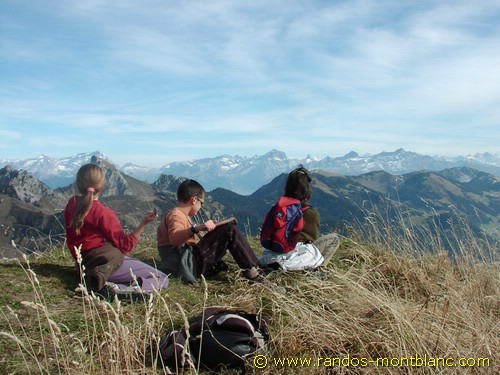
[64,163,168,298]
[259,166,324,270]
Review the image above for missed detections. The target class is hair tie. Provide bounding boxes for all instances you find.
[87,187,95,193]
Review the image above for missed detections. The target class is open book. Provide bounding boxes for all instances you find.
[215,217,238,227]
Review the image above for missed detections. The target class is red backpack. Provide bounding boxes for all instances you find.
[260,196,309,253]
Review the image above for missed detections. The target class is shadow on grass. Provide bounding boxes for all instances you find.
[28,263,78,292]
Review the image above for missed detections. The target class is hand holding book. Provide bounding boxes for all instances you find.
[195,217,238,233]
[214,217,237,227]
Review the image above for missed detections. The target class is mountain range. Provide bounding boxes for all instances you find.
[0,155,498,258]
[1,149,499,195]
[0,152,108,189]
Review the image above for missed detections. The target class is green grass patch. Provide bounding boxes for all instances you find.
[0,236,498,374]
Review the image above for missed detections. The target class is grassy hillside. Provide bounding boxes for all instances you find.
[0,232,497,374]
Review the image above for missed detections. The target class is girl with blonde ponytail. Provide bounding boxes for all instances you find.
[71,164,106,235]
[64,163,168,299]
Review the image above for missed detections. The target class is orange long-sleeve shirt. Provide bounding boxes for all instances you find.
[157,207,199,247]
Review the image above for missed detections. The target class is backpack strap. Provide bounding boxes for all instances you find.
[215,313,256,335]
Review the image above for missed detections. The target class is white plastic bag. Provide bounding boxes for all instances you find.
[259,242,324,271]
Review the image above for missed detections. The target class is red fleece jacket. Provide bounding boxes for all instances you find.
[64,196,138,258]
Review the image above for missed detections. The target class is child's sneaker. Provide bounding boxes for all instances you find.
[96,282,149,303]
[94,282,120,301]
[113,285,149,302]
[242,267,268,283]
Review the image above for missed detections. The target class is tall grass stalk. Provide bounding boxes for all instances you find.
[1,212,497,374]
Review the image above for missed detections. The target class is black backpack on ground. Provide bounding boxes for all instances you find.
[153,307,269,372]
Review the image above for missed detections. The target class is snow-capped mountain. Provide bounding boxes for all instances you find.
[311,148,457,176]
[0,151,107,188]
[158,150,298,194]
[440,152,500,168]
[1,149,498,195]
[120,162,161,183]
[147,149,499,194]
[56,155,157,198]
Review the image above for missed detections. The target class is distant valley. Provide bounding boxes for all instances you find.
[0,154,498,258]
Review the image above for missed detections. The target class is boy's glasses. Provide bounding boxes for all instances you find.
[197,197,204,206]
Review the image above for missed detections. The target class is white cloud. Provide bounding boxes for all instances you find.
[404,45,500,112]
[1,0,499,160]
[0,129,22,139]
[25,135,86,148]
[108,26,212,76]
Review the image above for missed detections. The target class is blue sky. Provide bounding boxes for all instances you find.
[1,0,499,166]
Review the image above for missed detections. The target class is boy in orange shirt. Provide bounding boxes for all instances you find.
[157,179,261,283]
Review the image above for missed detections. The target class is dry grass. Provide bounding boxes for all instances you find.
[0,223,498,374]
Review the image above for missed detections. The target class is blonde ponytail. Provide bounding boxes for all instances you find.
[71,164,105,235]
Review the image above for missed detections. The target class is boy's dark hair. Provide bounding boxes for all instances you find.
[177,179,205,203]
[284,166,312,201]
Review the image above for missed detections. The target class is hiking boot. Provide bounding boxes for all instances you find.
[242,266,259,279]
[242,266,268,283]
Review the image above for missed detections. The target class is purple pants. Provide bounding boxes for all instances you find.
[108,256,169,293]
